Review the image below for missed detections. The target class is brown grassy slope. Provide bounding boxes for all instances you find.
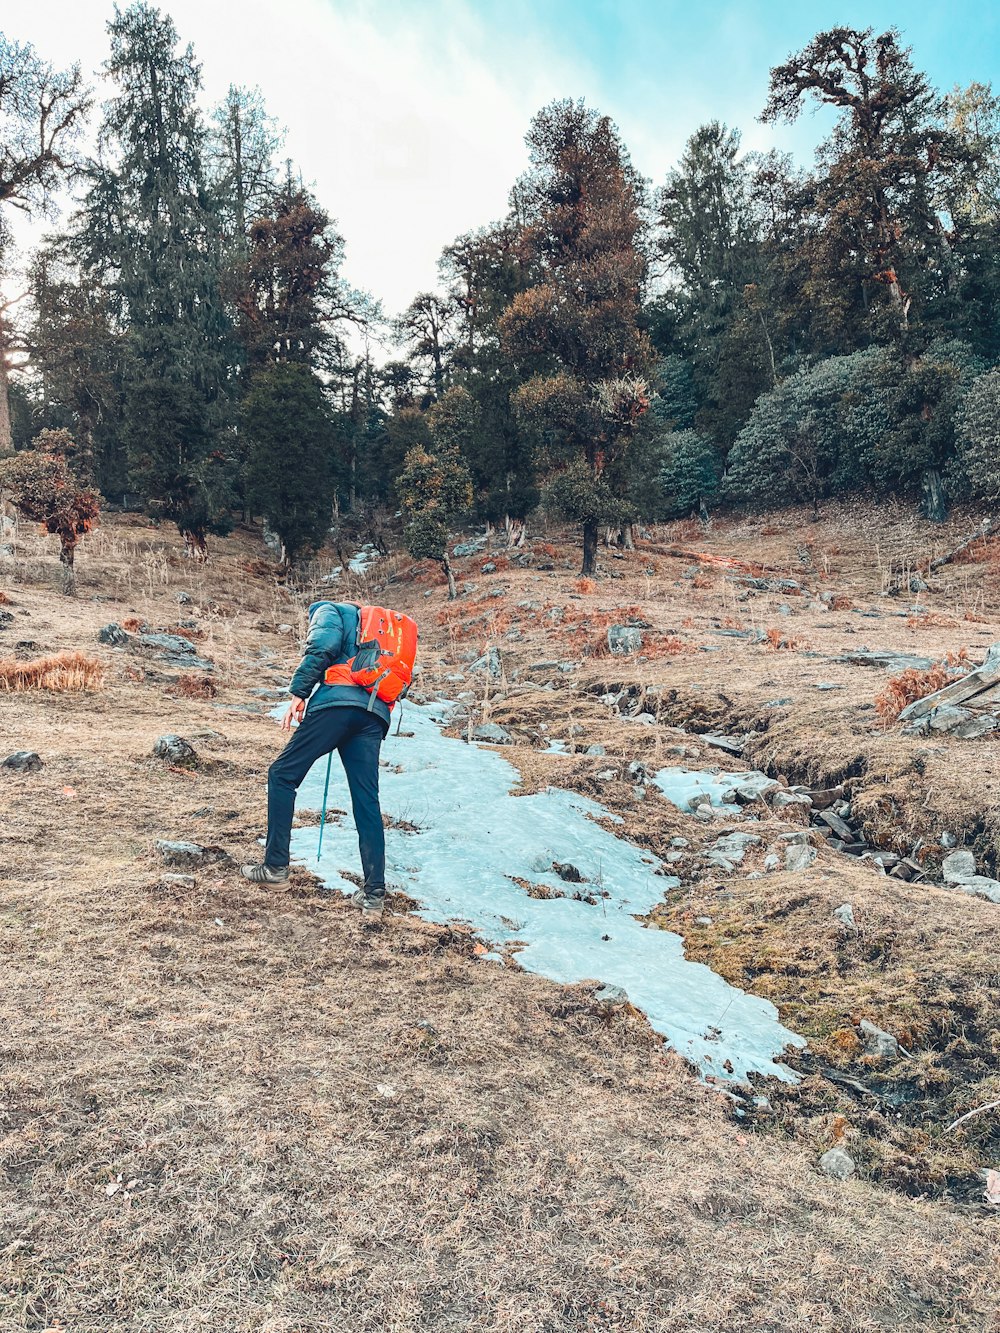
[0,512,998,1332]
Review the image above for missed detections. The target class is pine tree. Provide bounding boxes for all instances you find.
[500,100,652,574]
[397,406,472,599]
[82,2,230,555]
[242,362,335,565]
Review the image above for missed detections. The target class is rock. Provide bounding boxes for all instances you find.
[608,625,643,655]
[158,873,195,891]
[155,840,224,869]
[596,769,617,781]
[858,1018,900,1060]
[670,837,689,849]
[453,539,486,557]
[627,761,647,784]
[695,915,713,925]
[2,751,43,773]
[763,853,780,871]
[592,983,628,1007]
[833,903,857,932]
[819,1147,856,1181]
[705,832,762,870]
[176,592,193,605]
[701,733,746,756]
[942,849,977,883]
[98,622,131,646]
[585,744,607,756]
[471,723,512,745]
[469,647,502,679]
[941,831,957,849]
[151,734,198,766]
[785,843,817,873]
[557,661,579,673]
[552,861,583,882]
[633,712,656,725]
[480,562,497,574]
[276,624,294,635]
[816,809,855,842]
[545,607,565,623]
[138,632,197,656]
[772,790,813,812]
[909,576,929,593]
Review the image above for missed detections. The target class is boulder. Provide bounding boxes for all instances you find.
[819,1147,856,1181]
[772,790,813,812]
[608,625,643,656]
[155,840,225,869]
[942,849,977,884]
[592,983,628,1008]
[705,832,762,870]
[98,623,132,647]
[453,539,486,557]
[152,734,199,766]
[2,751,43,773]
[471,722,513,746]
[138,632,197,656]
[858,1018,900,1060]
[469,647,502,679]
[785,843,817,873]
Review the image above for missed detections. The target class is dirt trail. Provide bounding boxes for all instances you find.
[1,507,999,1331]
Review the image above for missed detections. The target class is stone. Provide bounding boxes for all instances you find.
[155,840,224,869]
[138,632,197,656]
[833,903,857,932]
[585,744,607,756]
[557,661,579,673]
[695,915,713,925]
[858,1018,900,1060]
[669,837,689,849]
[98,622,131,646]
[2,751,43,773]
[763,854,780,871]
[817,809,855,842]
[480,562,497,574]
[453,539,486,557]
[158,873,195,891]
[627,761,647,783]
[633,712,656,725]
[608,625,643,655]
[596,769,616,781]
[592,983,628,1007]
[785,843,817,873]
[152,735,199,766]
[772,790,813,812]
[942,849,977,884]
[471,723,513,746]
[819,1147,856,1181]
[909,576,929,593]
[705,832,762,870]
[701,733,746,756]
[176,592,193,605]
[469,646,503,679]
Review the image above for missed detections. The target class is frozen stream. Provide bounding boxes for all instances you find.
[285,700,805,1084]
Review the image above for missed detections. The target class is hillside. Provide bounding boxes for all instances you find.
[2,504,1000,1332]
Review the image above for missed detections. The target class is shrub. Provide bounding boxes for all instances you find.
[875,652,970,724]
[0,650,104,691]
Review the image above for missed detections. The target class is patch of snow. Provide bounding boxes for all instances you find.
[321,544,380,582]
[280,701,804,1084]
[652,767,770,814]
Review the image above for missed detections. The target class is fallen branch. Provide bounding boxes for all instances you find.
[945,1099,1000,1133]
[928,518,995,572]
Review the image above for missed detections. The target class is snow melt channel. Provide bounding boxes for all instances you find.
[287,700,804,1084]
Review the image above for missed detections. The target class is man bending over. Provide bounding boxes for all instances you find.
[241,601,389,916]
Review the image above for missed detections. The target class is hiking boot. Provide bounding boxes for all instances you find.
[351,886,386,917]
[241,862,290,884]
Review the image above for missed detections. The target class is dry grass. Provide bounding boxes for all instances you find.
[166,672,217,700]
[2,509,1000,1330]
[874,651,972,725]
[0,649,105,692]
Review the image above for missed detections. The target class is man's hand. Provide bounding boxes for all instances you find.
[282,696,306,731]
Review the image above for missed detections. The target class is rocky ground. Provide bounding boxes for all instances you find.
[1,502,999,1332]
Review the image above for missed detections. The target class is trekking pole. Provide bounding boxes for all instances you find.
[316,750,333,862]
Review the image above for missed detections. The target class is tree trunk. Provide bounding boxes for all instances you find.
[58,536,76,595]
[581,519,598,576]
[0,334,12,455]
[442,551,457,599]
[921,468,948,523]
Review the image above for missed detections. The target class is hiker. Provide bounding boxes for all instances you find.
[241,600,416,917]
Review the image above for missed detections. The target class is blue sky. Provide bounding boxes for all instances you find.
[7,1,999,322]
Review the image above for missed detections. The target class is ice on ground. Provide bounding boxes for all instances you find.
[653,767,769,813]
[320,544,380,582]
[286,701,805,1084]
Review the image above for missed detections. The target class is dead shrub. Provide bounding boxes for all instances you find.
[874,655,971,725]
[764,627,807,651]
[169,624,205,642]
[906,611,958,629]
[535,542,559,558]
[575,577,597,594]
[168,673,217,699]
[0,590,10,605]
[829,595,854,611]
[0,649,104,692]
[121,616,148,633]
[642,635,687,658]
[691,573,714,590]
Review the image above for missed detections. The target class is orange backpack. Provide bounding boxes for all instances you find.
[324,604,418,710]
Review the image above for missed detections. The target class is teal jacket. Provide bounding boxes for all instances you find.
[289,601,391,734]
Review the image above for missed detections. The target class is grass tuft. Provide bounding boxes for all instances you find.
[0,649,105,692]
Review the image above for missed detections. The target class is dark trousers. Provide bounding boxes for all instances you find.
[265,705,386,889]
